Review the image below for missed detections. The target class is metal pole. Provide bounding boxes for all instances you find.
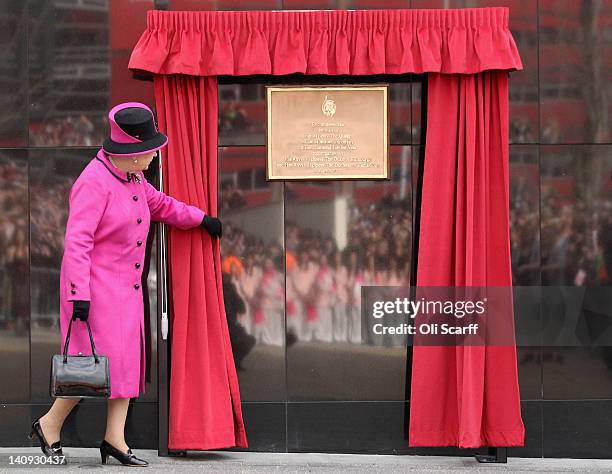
[156,148,170,456]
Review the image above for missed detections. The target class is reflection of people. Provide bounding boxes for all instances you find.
[217,196,413,346]
[5,226,28,335]
[293,249,317,342]
[347,250,364,344]
[256,256,284,346]
[220,181,246,210]
[285,251,300,341]
[222,272,256,370]
[29,102,223,466]
[599,216,612,283]
[220,102,249,133]
[333,250,349,342]
[30,114,105,147]
[238,253,261,335]
[313,253,334,343]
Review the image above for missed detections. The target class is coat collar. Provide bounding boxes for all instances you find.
[95,148,142,184]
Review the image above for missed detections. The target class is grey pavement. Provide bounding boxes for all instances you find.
[2,448,612,473]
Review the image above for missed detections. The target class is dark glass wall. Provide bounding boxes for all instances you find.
[0,0,159,449]
[1,0,611,460]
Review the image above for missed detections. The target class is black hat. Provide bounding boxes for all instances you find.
[102,102,168,156]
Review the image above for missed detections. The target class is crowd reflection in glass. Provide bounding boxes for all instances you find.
[220,192,412,346]
[0,160,28,336]
[28,170,74,329]
[29,115,106,147]
[217,153,612,350]
[540,162,612,287]
[0,157,161,334]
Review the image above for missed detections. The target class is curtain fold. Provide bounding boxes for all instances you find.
[153,74,248,450]
[409,71,524,448]
[129,8,523,76]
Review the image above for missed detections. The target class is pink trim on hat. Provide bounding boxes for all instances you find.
[108,101,158,144]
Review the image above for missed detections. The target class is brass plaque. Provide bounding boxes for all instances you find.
[266,85,389,180]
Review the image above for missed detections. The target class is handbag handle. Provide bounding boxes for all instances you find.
[62,317,100,364]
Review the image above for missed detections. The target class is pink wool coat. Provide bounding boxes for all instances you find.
[59,148,205,399]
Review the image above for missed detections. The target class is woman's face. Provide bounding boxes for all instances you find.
[109,150,157,172]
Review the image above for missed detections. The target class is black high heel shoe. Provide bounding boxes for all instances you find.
[28,416,66,463]
[100,439,148,467]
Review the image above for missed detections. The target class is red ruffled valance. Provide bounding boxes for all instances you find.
[128,8,523,76]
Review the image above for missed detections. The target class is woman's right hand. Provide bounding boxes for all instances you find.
[72,301,90,322]
[201,214,222,238]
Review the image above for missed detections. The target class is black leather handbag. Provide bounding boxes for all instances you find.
[50,317,110,398]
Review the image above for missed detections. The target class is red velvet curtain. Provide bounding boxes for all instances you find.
[129,8,524,451]
[129,9,523,76]
[409,71,524,448]
[153,74,247,450]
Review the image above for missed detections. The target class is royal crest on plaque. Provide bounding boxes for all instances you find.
[322,96,336,117]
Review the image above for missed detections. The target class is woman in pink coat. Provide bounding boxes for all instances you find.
[28,102,222,467]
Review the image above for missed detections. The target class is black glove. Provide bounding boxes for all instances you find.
[72,300,90,322]
[201,214,222,238]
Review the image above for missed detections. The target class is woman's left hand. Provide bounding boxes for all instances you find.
[72,300,90,321]
[201,215,222,238]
